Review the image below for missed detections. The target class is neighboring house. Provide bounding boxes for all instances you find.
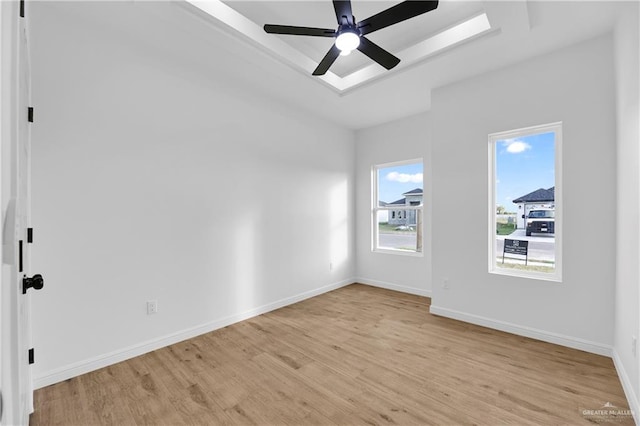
[377,201,389,223]
[386,188,423,226]
[513,187,555,229]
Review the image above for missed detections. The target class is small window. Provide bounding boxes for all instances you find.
[372,159,424,255]
[489,122,562,281]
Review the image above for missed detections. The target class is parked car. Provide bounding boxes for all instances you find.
[526,208,555,236]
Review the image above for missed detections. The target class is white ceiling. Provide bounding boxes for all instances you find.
[186,0,499,92]
[41,1,628,130]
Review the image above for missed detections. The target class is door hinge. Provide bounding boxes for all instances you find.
[18,240,23,272]
[28,348,35,365]
[20,0,24,18]
[28,107,34,123]
[27,228,33,243]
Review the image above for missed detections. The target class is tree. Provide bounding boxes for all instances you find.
[496,205,506,215]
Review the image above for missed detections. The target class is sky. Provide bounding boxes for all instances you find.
[377,162,423,203]
[376,131,554,209]
[495,131,555,212]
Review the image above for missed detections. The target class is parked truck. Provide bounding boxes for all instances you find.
[525,208,555,237]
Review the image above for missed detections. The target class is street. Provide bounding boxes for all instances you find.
[496,238,555,262]
[496,229,555,262]
[379,229,555,264]
[379,233,418,251]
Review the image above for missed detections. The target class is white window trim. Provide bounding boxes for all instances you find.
[488,122,563,282]
[372,158,424,257]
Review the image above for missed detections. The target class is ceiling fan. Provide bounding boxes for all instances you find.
[264,1,439,76]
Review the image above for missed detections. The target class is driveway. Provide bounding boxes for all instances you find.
[496,228,555,243]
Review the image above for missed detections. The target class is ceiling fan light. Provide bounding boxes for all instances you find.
[335,31,360,52]
[340,49,352,56]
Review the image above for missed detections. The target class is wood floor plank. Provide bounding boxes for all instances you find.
[30,284,634,425]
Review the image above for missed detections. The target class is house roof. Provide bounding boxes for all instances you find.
[403,188,423,196]
[388,198,408,206]
[513,187,555,203]
[383,188,424,206]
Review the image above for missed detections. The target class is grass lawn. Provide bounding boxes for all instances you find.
[496,262,555,274]
[496,222,515,235]
[378,223,416,234]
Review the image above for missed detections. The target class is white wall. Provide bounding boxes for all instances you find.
[613,1,640,414]
[29,2,355,387]
[355,113,432,296]
[429,34,617,354]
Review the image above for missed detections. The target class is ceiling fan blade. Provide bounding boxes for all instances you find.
[333,0,355,26]
[357,36,400,70]
[264,24,336,37]
[313,44,341,76]
[357,1,439,36]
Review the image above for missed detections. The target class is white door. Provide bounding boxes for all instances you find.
[1,1,37,424]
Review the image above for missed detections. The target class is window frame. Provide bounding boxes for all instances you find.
[488,122,563,282]
[372,158,424,257]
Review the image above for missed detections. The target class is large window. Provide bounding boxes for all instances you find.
[489,123,562,281]
[372,159,423,255]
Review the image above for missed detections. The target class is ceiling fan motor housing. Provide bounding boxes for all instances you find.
[337,24,360,36]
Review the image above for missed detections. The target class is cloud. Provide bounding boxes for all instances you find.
[503,139,532,154]
[386,171,423,183]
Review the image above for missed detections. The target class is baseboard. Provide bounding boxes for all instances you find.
[612,349,639,423]
[429,304,612,357]
[356,277,431,298]
[34,278,354,389]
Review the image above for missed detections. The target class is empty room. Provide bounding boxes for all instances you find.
[1,0,639,424]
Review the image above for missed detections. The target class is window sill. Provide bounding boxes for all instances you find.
[373,248,424,257]
[489,267,562,283]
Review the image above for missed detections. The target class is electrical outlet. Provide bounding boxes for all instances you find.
[147,300,158,315]
[632,336,637,357]
[442,278,450,289]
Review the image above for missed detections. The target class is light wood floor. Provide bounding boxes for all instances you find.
[31,284,633,425]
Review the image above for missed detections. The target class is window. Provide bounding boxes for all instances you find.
[489,122,562,281]
[372,159,424,255]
